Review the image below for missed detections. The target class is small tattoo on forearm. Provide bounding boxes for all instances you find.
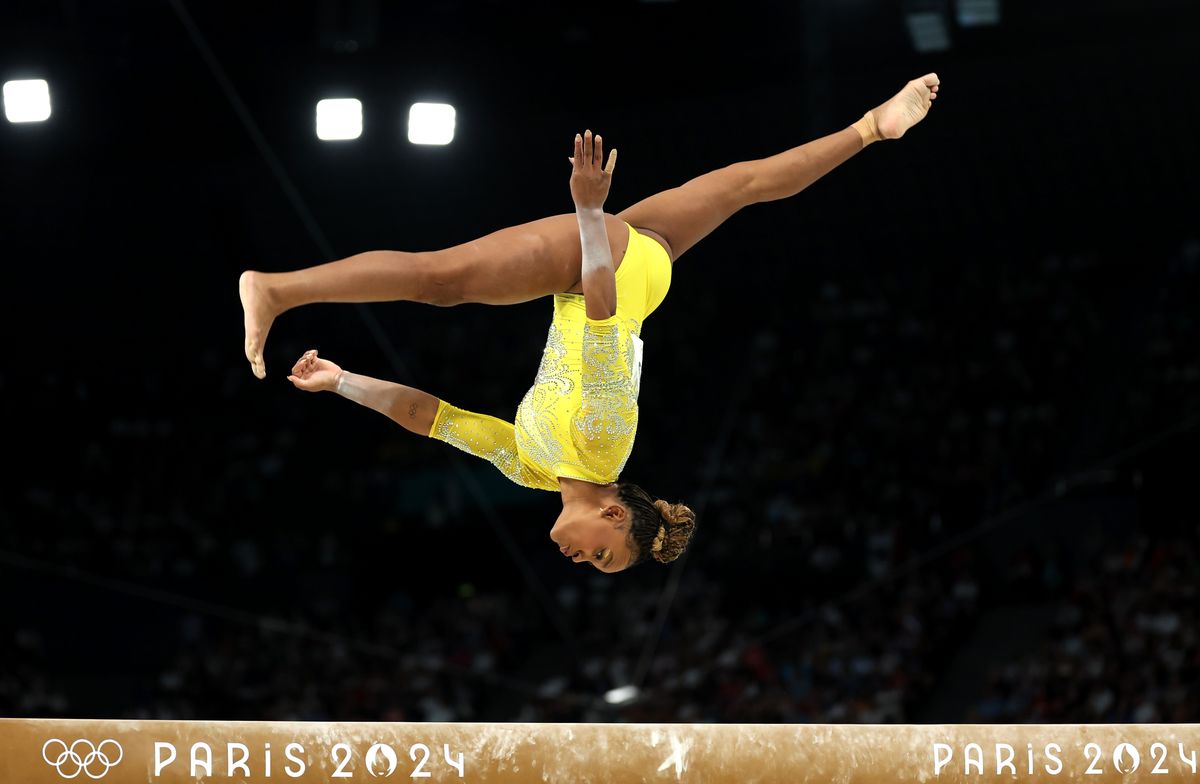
[408,403,418,418]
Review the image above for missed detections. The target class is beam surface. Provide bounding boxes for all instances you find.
[3,720,1198,783]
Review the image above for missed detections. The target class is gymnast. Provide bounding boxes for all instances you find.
[240,74,941,573]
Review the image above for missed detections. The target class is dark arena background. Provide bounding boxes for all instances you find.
[2,0,1199,751]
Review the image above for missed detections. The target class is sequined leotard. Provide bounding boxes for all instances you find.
[428,224,671,490]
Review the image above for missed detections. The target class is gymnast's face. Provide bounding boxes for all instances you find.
[550,502,632,573]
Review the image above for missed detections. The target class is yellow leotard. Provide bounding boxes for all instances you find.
[428,224,672,491]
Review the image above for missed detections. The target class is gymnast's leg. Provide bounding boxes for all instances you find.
[239,212,628,379]
[616,74,940,261]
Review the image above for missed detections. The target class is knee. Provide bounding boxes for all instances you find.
[422,278,466,307]
[724,162,759,205]
[415,253,467,307]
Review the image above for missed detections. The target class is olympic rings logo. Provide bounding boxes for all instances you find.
[41,739,124,779]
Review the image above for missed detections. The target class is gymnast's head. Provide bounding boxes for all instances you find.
[550,481,697,573]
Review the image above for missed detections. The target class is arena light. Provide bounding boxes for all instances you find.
[3,79,52,123]
[603,684,639,705]
[315,98,362,141]
[956,0,1000,26]
[906,11,951,52]
[407,102,455,145]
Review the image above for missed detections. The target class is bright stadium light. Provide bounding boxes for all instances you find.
[3,79,52,123]
[315,98,362,141]
[956,0,1000,26]
[906,11,951,52]
[407,102,455,145]
[604,685,639,705]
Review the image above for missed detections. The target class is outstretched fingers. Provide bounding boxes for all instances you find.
[567,128,617,209]
[569,130,617,173]
[571,129,600,170]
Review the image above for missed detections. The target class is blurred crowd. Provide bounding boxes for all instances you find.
[2,234,1197,722]
[970,530,1199,723]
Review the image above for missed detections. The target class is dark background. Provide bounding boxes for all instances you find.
[2,0,1197,722]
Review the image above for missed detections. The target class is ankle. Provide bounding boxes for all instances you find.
[851,111,881,147]
[246,269,287,314]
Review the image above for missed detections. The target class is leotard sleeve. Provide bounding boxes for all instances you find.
[428,399,550,490]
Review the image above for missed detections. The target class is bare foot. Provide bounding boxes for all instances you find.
[239,270,277,380]
[873,73,940,140]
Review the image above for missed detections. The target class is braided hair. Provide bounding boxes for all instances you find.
[617,482,697,567]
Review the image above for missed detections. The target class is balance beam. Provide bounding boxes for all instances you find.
[4,720,1198,783]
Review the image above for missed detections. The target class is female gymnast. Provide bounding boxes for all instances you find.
[241,74,941,573]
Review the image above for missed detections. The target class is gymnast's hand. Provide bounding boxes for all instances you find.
[569,130,617,210]
[287,349,342,392]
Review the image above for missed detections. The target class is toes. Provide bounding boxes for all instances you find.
[246,344,267,379]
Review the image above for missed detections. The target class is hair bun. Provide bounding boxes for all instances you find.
[651,524,666,553]
[649,499,697,563]
[653,498,683,524]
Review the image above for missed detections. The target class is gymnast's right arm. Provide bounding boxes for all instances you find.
[569,130,619,321]
[287,349,437,436]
